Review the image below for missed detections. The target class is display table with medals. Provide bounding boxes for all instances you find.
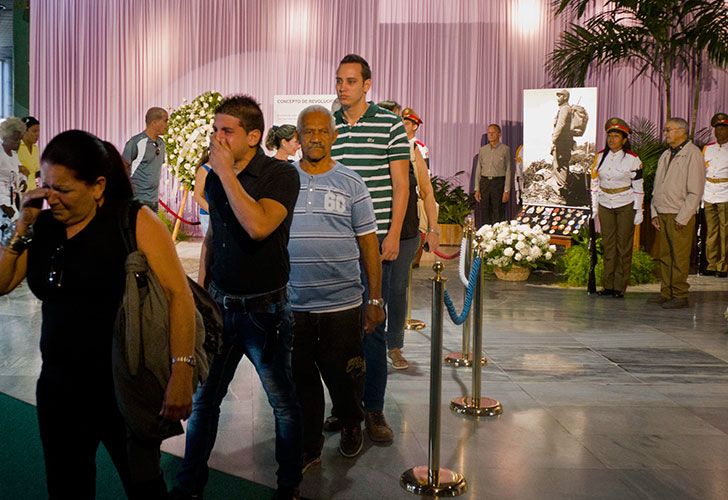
[514,205,591,247]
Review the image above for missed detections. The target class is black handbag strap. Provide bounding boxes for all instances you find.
[118,200,143,255]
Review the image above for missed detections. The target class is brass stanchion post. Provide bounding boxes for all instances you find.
[451,242,502,417]
[401,263,467,497]
[405,263,426,331]
[445,216,485,367]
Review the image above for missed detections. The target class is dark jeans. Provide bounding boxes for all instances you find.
[176,294,302,493]
[479,176,506,225]
[360,234,393,412]
[292,307,365,453]
[36,368,166,499]
[385,235,421,350]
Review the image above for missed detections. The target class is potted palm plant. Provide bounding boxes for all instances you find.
[431,172,474,245]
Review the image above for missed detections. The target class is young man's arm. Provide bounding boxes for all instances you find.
[381,119,411,261]
[381,158,408,261]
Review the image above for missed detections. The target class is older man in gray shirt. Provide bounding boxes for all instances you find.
[474,123,511,225]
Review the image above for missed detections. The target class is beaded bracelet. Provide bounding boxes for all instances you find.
[5,233,33,254]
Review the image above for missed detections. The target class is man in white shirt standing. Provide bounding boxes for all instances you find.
[702,112,728,278]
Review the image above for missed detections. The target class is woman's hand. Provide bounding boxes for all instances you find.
[17,188,49,233]
[160,363,194,421]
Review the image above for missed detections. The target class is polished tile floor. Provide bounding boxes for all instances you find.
[2,241,728,499]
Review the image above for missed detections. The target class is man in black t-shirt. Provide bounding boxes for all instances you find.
[172,95,302,500]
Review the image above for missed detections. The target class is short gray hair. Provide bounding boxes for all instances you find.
[0,117,26,140]
[297,105,336,134]
[666,117,688,132]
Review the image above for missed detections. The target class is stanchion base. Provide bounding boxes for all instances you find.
[400,465,467,497]
[444,352,486,367]
[450,396,503,417]
[405,319,427,331]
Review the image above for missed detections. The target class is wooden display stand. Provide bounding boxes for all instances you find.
[549,235,572,248]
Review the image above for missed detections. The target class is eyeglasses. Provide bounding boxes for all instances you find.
[152,142,160,156]
[47,244,64,289]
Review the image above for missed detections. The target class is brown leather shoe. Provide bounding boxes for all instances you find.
[339,424,364,457]
[365,410,394,443]
[661,297,688,309]
[647,295,669,305]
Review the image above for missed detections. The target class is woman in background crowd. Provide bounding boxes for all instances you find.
[265,124,300,162]
[590,118,644,298]
[18,116,41,190]
[194,153,211,235]
[0,117,25,216]
[378,101,439,370]
[0,130,195,499]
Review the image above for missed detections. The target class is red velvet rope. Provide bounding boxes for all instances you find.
[158,199,201,225]
[417,231,461,259]
[433,248,461,260]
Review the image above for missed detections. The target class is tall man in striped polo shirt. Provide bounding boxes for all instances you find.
[330,54,410,443]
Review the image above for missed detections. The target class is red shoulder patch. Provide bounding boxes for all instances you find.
[626,150,639,158]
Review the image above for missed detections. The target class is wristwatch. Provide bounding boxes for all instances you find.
[367,298,384,308]
[171,355,197,367]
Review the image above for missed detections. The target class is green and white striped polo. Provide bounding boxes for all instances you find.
[332,102,410,234]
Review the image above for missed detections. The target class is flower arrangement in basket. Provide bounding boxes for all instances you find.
[164,90,224,190]
[476,221,556,272]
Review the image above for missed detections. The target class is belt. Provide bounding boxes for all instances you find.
[707,177,728,184]
[481,175,505,180]
[209,282,287,313]
[601,186,631,194]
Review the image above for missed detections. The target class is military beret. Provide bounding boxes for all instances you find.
[402,107,422,125]
[711,113,728,127]
[605,117,631,135]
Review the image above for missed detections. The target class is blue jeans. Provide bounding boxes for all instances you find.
[360,235,394,412]
[175,296,302,493]
[385,236,421,350]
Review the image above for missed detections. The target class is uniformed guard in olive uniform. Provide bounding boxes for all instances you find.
[591,118,644,297]
[702,112,728,277]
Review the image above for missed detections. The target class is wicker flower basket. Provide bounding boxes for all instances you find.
[494,265,531,282]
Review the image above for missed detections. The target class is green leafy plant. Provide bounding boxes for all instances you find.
[556,227,656,286]
[431,171,474,225]
[157,209,188,241]
[629,117,667,198]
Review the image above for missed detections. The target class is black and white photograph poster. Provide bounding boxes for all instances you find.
[522,87,597,208]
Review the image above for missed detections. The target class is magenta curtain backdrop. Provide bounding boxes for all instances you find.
[30,0,728,232]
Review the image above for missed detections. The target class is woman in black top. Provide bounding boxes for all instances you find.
[0,130,195,498]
